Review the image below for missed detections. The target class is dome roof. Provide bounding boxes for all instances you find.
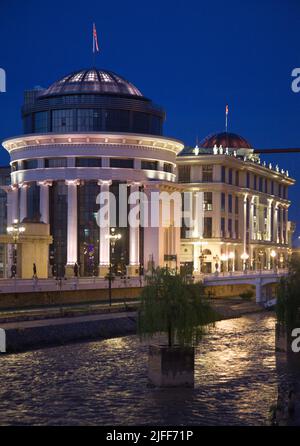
[200,132,252,150]
[40,68,143,97]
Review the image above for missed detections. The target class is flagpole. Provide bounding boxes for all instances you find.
[225,105,228,133]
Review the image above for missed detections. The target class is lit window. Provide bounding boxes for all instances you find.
[85,71,98,82]
[70,72,85,82]
[99,71,111,82]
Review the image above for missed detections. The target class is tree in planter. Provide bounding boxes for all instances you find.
[276,256,300,353]
[138,267,218,387]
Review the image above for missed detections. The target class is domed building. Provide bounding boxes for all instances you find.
[3,68,183,278]
[0,68,296,287]
[177,131,294,276]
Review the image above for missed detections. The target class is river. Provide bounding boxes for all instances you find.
[0,312,297,425]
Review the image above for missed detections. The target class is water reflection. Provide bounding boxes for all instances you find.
[0,313,291,426]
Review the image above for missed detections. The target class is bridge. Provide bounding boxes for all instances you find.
[201,269,288,304]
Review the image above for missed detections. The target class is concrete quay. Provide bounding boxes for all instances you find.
[0,311,137,353]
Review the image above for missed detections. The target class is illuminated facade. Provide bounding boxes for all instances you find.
[1,68,295,278]
[2,68,182,277]
[178,133,295,275]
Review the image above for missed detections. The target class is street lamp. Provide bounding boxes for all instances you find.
[106,228,121,306]
[220,254,228,273]
[228,251,235,272]
[7,219,25,277]
[258,249,264,272]
[240,252,249,271]
[270,249,277,271]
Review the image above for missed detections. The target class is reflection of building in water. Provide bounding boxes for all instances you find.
[0,68,295,278]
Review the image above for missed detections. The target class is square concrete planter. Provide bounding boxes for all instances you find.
[148,345,195,387]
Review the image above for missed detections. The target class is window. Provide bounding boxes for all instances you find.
[264,178,268,194]
[235,220,239,238]
[141,160,158,170]
[235,196,239,214]
[221,217,225,237]
[132,111,150,133]
[228,194,232,213]
[52,109,76,132]
[151,115,162,135]
[278,184,282,198]
[45,158,67,168]
[110,158,134,168]
[163,163,173,173]
[259,177,263,192]
[78,109,102,131]
[76,158,102,167]
[271,181,274,195]
[34,111,48,133]
[221,166,226,182]
[202,165,213,182]
[27,183,40,221]
[283,186,287,199]
[254,175,257,190]
[228,219,232,238]
[23,159,38,170]
[203,217,212,238]
[235,170,239,186]
[221,193,225,211]
[246,172,250,188]
[228,168,233,185]
[203,192,213,211]
[178,165,190,182]
[104,109,130,132]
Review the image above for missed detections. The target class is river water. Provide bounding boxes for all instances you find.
[0,313,297,426]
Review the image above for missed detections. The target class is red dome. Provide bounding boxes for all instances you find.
[201,132,252,150]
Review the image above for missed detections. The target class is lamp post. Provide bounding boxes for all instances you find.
[258,249,264,273]
[228,251,235,272]
[270,249,277,272]
[220,254,228,274]
[106,228,121,306]
[240,252,249,272]
[6,219,25,278]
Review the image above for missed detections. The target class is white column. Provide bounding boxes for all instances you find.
[3,185,18,276]
[250,196,255,241]
[3,185,18,225]
[243,194,247,254]
[38,181,52,224]
[128,182,140,276]
[65,180,80,269]
[267,199,273,241]
[98,180,111,276]
[274,202,279,243]
[19,183,28,222]
[280,206,284,244]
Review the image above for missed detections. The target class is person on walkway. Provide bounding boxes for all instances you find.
[11,263,16,278]
[52,264,57,279]
[33,263,37,278]
[74,262,79,277]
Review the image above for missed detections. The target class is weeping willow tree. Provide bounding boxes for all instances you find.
[138,268,218,347]
[276,256,300,330]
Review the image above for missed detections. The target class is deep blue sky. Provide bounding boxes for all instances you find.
[1,0,300,238]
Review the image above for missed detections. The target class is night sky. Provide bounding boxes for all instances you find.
[1,0,300,239]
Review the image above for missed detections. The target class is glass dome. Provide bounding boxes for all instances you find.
[40,69,143,97]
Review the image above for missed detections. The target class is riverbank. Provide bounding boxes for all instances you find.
[0,297,264,353]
